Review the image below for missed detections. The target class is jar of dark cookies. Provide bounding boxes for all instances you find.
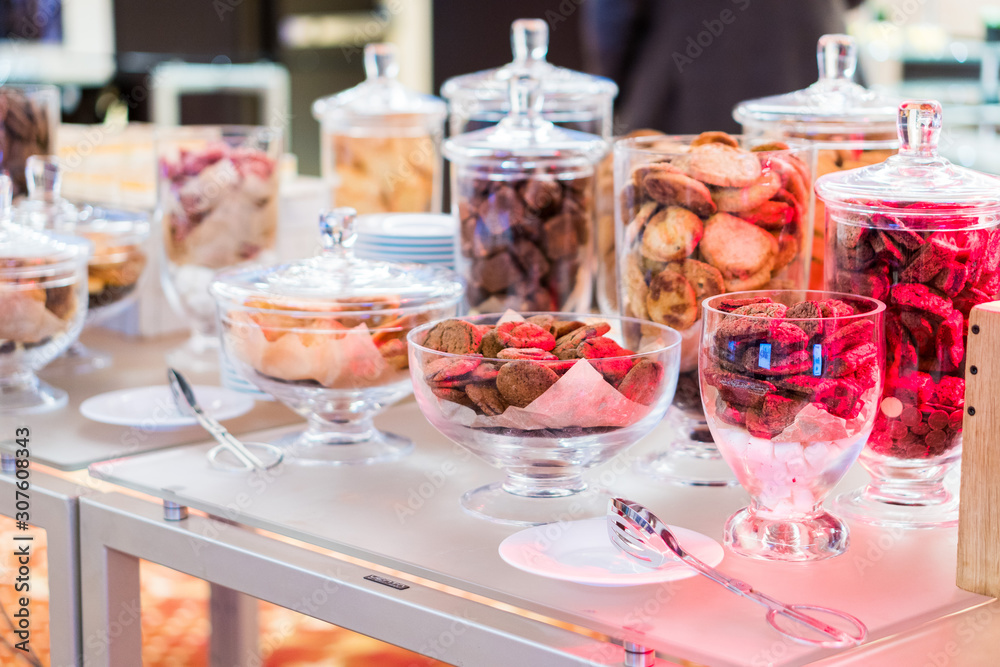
[0,84,59,198]
[818,100,1000,528]
[614,132,813,485]
[734,34,899,290]
[443,75,607,314]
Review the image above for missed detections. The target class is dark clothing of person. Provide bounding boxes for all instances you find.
[581,0,860,135]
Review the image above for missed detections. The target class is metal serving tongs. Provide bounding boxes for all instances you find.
[167,368,282,472]
[608,498,867,648]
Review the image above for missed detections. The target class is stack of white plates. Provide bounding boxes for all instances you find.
[353,213,456,269]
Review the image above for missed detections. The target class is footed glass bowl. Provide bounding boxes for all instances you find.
[408,312,681,525]
[212,207,463,466]
[700,290,885,561]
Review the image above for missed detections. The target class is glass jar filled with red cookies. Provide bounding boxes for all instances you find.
[614,131,814,485]
[818,100,1000,529]
[444,74,607,314]
[734,34,899,290]
[312,43,447,215]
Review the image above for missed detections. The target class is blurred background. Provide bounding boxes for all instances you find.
[11,0,1000,179]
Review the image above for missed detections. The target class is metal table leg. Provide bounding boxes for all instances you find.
[209,583,259,667]
[0,469,85,667]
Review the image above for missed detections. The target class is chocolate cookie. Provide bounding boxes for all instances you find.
[617,359,664,406]
[423,319,484,355]
[496,360,560,408]
[465,382,509,416]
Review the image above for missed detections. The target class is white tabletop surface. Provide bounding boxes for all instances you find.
[1,329,298,470]
[89,399,993,667]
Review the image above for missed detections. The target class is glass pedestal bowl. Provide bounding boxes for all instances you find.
[408,312,681,525]
[700,290,885,561]
[0,222,89,415]
[36,206,150,374]
[212,208,463,465]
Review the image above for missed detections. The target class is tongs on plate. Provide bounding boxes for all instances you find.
[608,498,867,648]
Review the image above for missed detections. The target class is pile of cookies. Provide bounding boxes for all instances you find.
[0,257,83,355]
[619,132,810,338]
[85,234,147,310]
[808,139,895,289]
[0,88,52,197]
[456,173,593,313]
[829,205,999,459]
[702,296,879,440]
[222,295,442,389]
[596,129,665,313]
[328,131,438,214]
[161,145,279,270]
[416,315,664,416]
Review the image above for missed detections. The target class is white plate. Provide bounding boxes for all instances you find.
[80,385,255,431]
[353,252,455,264]
[354,243,454,256]
[356,234,453,246]
[356,213,457,240]
[499,517,723,586]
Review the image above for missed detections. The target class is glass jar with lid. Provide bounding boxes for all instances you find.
[442,19,617,139]
[312,43,447,215]
[443,74,607,314]
[817,100,1000,528]
[211,207,463,465]
[734,34,900,289]
[14,155,150,372]
[0,84,59,198]
[0,174,90,414]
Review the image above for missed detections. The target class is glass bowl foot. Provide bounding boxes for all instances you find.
[642,406,739,487]
[0,377,67,415]
[45,342,112,375]
[273,428,413,466]
[832,486,959,529]
[725,507,849,561]
[166,332,220,374]
[642,445,739,488]
[460,482,609,526]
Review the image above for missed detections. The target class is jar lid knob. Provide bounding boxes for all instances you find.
[319,207,358,254]
[364,43,399,81]
[897,100,942,157]
[25,155,61,201]
[508,73,543,121]
[511,19,548,63]
[816,34,857,81]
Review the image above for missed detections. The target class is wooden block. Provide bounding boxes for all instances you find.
[957,300,1000,597]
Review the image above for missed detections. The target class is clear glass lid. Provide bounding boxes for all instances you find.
[311,43,447,130]
[13,156,150,249]
[13,155,80,230]
[443,74,608,170]
[733,34,899,135]
[0,175,90,280]
[815,100,1000,217]
[211,208,464,311]
[440,19,618,109]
